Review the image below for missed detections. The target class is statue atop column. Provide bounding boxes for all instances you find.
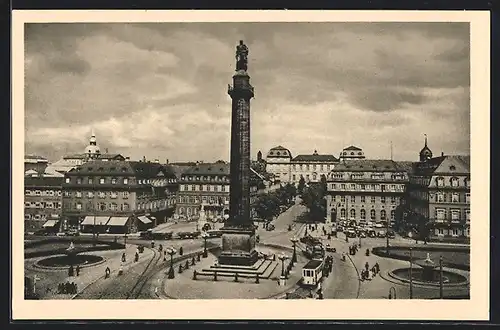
[236,40,249,71]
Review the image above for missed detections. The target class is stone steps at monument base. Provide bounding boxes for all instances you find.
[208,258,267,271]
[196,260,279,279]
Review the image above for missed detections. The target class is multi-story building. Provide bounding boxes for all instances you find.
[175,161,265,221]
[265,146,293,183]
[325,159,410,226]
[339,145,366,161]
[62,160,178,234]
[24,176,64,232]
[290,150,338,184]
[407,140,470,240]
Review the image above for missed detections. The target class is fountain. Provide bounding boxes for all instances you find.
[387,252,468,287]
[35,241,105,270]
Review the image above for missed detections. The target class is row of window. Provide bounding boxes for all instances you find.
[435,177,470,188]
[329,183,404,192]
[434,208,470,221]
[339,208,395,221]
[181,175,228,182]
[63,191,130,199]
[292,174,320,182]
[25,189,62,197]
[24,213,59,221]
[137,199,174,211]
[179,184,229,192]
[68,202,131,212]
[291,164,332,171]
[434,192,470,204]
[24,201,62,209]
[66,177,131,185]
[178,195,227,205]
[435,228,470,237]
[333,195,401,205]
[331,173,406,180]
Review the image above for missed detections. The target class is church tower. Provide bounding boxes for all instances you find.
[84,129,101,160]
[419,134,433,162]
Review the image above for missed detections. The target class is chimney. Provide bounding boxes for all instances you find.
[154,159,160,164]
[125,157,130,161]
[441,152,444,157]
[166,158,169,164]
[143,156,146,162]
[105,148,109,154]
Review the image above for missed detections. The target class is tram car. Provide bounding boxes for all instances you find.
[303,239,325,260]
[301,259,324,286]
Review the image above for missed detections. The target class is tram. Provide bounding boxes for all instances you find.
[301,259,324,286]
[303,238,325,260]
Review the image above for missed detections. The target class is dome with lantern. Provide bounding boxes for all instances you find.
[84,129,101,159]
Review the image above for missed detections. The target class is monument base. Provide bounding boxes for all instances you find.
[219,226,259,266]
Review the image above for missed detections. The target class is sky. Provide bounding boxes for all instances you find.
[24,22,470,163]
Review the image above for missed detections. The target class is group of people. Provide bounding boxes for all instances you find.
[57,281,78,295]
[361,261,381,281]
[323,255,334,275]
[349,243,359,256]
[68,264,81,277]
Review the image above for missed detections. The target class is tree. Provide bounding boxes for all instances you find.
[297,175,306,195]
[301,184,327,223]
[254,194,280,221]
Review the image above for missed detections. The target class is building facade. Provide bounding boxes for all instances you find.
[62,160,178,233]
[175,161,265,222]
[407,153,471,240]
[24,176,64,232]
[325,159,409,226]
[290,150,338,184]
[25,155,49,176]
[265,146,293,183]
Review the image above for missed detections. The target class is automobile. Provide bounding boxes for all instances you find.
[374,222,384,228]
[206,230,223,238]
[279,205,288,213]
[377,230,386,238]
[336,226,344,232]
[345,230,357,238]
[266,224,275,231]
[366,221,374,227]
[367,229,376,238]
[202,223,212,231]
[56,232,66,237]
[387,231,396,239]
[325,244,336,253]
[358,232,367,238]
[65,229,80,236]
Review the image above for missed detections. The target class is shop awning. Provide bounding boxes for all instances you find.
[42,220,58,228]
[107,216,129,227]
[137,216,152,224]
[81,216,110,226]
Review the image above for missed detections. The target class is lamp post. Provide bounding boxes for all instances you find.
[290,236,298,264]
[278,253,288,278]
[166,247,177,279]
[386,217,390,255]
[439,255,444,299]
[201,232,208,258]
[124,232,128,248]
[409,247,413,299]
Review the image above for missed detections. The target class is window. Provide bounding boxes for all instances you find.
[63,191,70,197]
[436,177,445,187]
[350,196,355,203]
[110,203,117,211]
[465,178,470,188]
[88,178,93,184]
[465,193,470,204]
[341,196,346,203]
[436,192,445,203]
[465,209,470,221]
[306,174,310,180]
[98,191,106,199]
[360,196,366,203]
[360,184,365,190]
[340,208,346,219]
[202,196,207,203]
[451,192,459,203]
[306,165,310,171]
[111,177,117,184]
[76,191,82,198]
[327,165,330,171]
[450,177,459,187]
[122,203,129,211]
[110,191,117,199]
[360,209,366,220]
[65,178,70,183]
[452,229,459,237]
[313,164,317,170]
[320,165,324,171]
[350,184,355,190]
[76,178,82,184]
[380,210,386,220]
[391,196,396,204]
[371,196,376,204]
[292,175,296,181]
[312,173,317,181]
[370,209,376,220]
[391,210,395,220]
[341,184,346,190]
[123,178,128,185]
[437,228,444,235]
[436,208,446,220]
[99,178,105,184]
[350,209,356,219]
[76,203,82,210]
[451,209,460,221]
[381,196,386,204]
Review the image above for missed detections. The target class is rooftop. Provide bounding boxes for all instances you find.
[343,145,362,151]
[292,154,338,162]
[25,176,64,187]
[332,159,409,172]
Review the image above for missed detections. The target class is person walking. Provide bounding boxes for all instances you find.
[76,264,80,277]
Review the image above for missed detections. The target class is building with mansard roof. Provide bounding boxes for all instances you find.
[290,150,339,184]
[325,159,410,226]
[24,176,64,232]
[62,160,178,233]
[339,145,366,161]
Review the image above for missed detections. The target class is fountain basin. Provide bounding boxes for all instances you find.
[34,254,105,270]
[388,267,468,287]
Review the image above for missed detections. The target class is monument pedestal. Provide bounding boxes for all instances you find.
[219,226,259,266]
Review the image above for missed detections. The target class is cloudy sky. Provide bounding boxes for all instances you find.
[24,22,470,163]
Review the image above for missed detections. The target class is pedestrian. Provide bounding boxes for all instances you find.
[58,283,63,294]
[365,262,369,272]
[76,264,80,277]
[179,246,183,256]
[375,262,380,273]
[135,252,139,262]
[151,240,155,248]
[64,281,70,294]
[68,265,74,277]
[105,266,111,279]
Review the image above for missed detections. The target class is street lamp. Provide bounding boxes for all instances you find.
[201,232,209,258]
[386,218,390,255]
[278,253,289,279]
[166,247,177,279]
[439,255,444,299]
[290,236,298,264]
[124,232,128,248]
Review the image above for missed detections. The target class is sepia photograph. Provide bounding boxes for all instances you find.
[12,10,490,320]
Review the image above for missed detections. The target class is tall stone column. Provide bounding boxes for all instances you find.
[218,40,259,266]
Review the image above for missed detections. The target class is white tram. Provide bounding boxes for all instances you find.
[301,259,324,286]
